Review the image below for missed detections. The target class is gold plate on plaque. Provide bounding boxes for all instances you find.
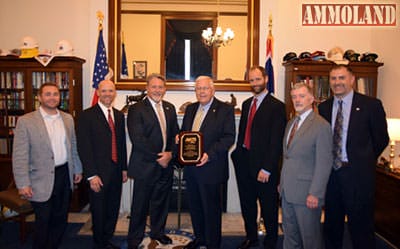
[178,131,203,165]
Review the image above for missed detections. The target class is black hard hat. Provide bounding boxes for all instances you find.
[299,51,312,60]
[343,49,360,62]
[360,53,378,62]
[283,52,298,62]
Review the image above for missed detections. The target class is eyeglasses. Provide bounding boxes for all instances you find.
[195,86,211,91]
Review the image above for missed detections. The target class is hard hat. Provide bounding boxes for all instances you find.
[20,36,39,49]
[326,47,348,65]
[20,36,39,58]
[55,40,74,56]
[283,52,298,62]
[360,52,378,62]
[343,49,360,62]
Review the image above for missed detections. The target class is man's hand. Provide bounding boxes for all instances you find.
[18,186,33,199]
[306,194,319,209]
[122,170,128,183]
[196,153,209,167]
[74,174,83,184]
[257,170,270,183]
[89,176,103,193]
[157,151,172,168]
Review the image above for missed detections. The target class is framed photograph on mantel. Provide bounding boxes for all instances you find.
[133,60,147,79]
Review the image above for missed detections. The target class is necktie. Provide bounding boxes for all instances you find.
[287,116,300,148]
[333,100,343,170]
[244,97,258,149]
[108,109,118,163]
[155,102,167,151]
[192,107,205,131]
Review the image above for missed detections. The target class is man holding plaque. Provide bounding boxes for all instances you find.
[126,74,179,249]
[180,76,235,249]
[231,66,286,249]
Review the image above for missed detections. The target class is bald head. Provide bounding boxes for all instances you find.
[97,80,116,107]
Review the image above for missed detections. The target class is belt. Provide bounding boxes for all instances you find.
[341,161,349,167]
[55,162,68,169]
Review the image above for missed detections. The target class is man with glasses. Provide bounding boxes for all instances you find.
[180,76,235,249]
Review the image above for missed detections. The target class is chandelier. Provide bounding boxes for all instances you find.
[202,0,234,47]
[202,26,234,47]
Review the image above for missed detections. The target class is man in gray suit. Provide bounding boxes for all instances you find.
[13,82,83,249]
[279,82,333,249]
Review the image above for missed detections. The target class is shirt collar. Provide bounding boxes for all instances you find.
[334,90,354,105]
[98,101,113,112]
[254,89,268,102]
[39,106,60,119]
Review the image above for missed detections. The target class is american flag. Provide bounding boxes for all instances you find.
[121,41,128,79]
[91,29,109,106]
[265,16,275,94]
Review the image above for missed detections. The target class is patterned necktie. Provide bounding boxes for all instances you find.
[192,106,205,131]
[108,109,118,163]
[244,97,258,149]
[333,100,343,170]
[155,102,167,152]
[287,116,300,148]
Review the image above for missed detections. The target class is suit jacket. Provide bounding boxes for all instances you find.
[77,104,127,183]
[232,93,286,181]
[12,110,82,202]
[280,111,333,205]
[318,92,389,195]
[127,98,179,181]
[181,98,235,184]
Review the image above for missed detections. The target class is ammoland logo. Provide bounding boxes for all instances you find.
[302,4,397,26]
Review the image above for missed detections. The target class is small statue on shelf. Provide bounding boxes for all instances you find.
[120,90,147,113]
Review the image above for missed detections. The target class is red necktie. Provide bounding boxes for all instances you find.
[108,109,118,163]
[244,98,258,149]
[287,116,300,148]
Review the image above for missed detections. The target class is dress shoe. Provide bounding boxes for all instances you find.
[237,239,259,249]
[105,241,120,249]
[183,238,202,249]
[151,234,173,245]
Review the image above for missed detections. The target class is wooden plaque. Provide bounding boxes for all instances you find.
[178,131,203,165]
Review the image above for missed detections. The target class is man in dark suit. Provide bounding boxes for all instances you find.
[13,82,82,249]
[77,80,128,249]
[126,74,179,249]
[279,83,332,249]
[318,64,389,249]
[231,66,286,249]
[181,76,235,249]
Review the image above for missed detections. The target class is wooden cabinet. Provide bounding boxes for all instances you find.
[282,60,383,118]
[0,56,87,211]
[375,167,400,247]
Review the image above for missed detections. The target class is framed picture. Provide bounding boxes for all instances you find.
[133,61,147,79]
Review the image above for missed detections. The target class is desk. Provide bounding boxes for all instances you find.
[374,166,400,247]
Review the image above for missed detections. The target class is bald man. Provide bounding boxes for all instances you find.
[77,80,128,249]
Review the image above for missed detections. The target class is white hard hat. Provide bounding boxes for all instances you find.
[55,40,74,56]
[21,36,39,49]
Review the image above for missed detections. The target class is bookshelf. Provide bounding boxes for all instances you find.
[0,56,85,157]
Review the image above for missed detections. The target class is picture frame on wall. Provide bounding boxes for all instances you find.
[133,61,147,79]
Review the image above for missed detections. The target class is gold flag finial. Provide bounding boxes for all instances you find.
[268,14,273,36]
[96,11,104,31]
